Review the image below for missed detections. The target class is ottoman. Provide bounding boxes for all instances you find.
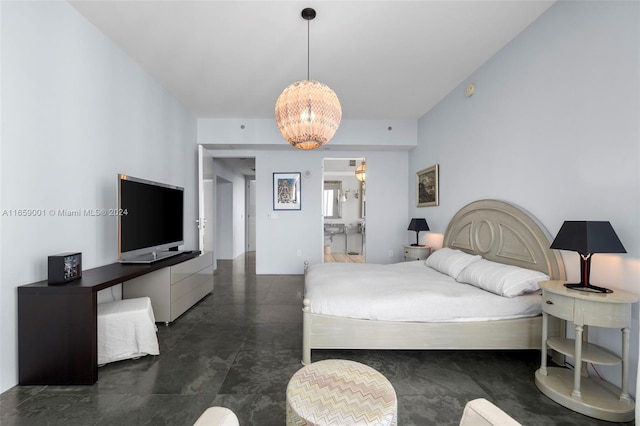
[286,359,397,426]
[97,297,159,365]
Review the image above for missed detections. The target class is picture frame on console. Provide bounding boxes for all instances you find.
[273,172,301,211]
[417,164,439,207]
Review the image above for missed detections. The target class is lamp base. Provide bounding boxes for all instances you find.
[564,283,613,294]
[561,254,613,293]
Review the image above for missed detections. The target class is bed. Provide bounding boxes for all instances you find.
[302,199,566,365]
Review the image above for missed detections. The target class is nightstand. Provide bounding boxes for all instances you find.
[535,280,638,422]
[403,245,431,261]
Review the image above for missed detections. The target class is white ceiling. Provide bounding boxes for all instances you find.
[69,0,555,121]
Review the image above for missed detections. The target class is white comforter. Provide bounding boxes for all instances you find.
[305,261,542,322]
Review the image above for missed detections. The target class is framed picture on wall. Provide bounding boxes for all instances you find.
[416,164,439,207]
[273,172,301,210]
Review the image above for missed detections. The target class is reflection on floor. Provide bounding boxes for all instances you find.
[324,253,365,263]
[0,252,630,425]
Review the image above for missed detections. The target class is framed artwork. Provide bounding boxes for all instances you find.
[273,172,301,210]
[416,164,439,207]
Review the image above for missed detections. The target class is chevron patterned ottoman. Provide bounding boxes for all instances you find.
[286,359,397,426]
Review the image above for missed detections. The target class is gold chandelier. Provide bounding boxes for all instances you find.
[275,8,342,150]
[355,159,366,182]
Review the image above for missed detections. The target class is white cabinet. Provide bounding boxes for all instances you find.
[123,252,214,324]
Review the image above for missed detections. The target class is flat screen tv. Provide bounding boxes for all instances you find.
[118,174,184,263]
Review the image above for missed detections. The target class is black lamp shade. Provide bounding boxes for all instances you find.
[407,218,429,232]
[408,218,429,246]
[550,221,626,255]
[550,221,626,293]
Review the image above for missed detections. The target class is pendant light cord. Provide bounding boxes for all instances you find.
[301,8,316,81]
[307,17,310,81]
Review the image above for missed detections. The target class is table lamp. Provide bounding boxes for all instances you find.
[407,218,429,246]
[550,221,626,293]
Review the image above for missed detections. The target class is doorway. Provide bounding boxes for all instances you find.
[322,157,366,263]
[197,147,256,269]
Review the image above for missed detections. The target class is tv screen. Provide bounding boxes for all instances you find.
[118,174,184,262]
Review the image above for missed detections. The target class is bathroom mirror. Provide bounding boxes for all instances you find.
[323,181,342,219]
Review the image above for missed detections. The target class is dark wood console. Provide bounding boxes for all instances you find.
[18,251,201,385]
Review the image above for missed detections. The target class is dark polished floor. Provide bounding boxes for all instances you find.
[1,253,634,425]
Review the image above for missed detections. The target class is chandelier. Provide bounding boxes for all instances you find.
[355,159,366,182]
[275,8,342,150]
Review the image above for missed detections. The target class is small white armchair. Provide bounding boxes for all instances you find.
[194,407,239,426]
[459,398,521,426]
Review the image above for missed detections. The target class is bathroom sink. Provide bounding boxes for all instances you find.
[324,224,345,234]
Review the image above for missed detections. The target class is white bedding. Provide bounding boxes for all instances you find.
[305,261,543,322]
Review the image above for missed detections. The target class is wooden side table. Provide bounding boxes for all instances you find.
[535,280,638,422]
[403,245,431,261]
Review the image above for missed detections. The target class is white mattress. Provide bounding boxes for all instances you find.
[305,261,542,322]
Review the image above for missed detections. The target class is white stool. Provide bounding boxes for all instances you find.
[97,297,159,365]
[193,407,239,426]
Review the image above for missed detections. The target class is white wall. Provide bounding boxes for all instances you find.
[410,1,639,395]
[0,1,197,393]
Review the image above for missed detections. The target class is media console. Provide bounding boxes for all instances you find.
[123,252,213,324]
[18,251,213,385]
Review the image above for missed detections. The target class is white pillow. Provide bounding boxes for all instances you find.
[456,259,549,298]
[425,247,482,279]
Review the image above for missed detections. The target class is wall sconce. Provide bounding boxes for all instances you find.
[339,189,360,202]
[355,160,366,182]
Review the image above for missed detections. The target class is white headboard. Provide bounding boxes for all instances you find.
[443,199,566,280]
